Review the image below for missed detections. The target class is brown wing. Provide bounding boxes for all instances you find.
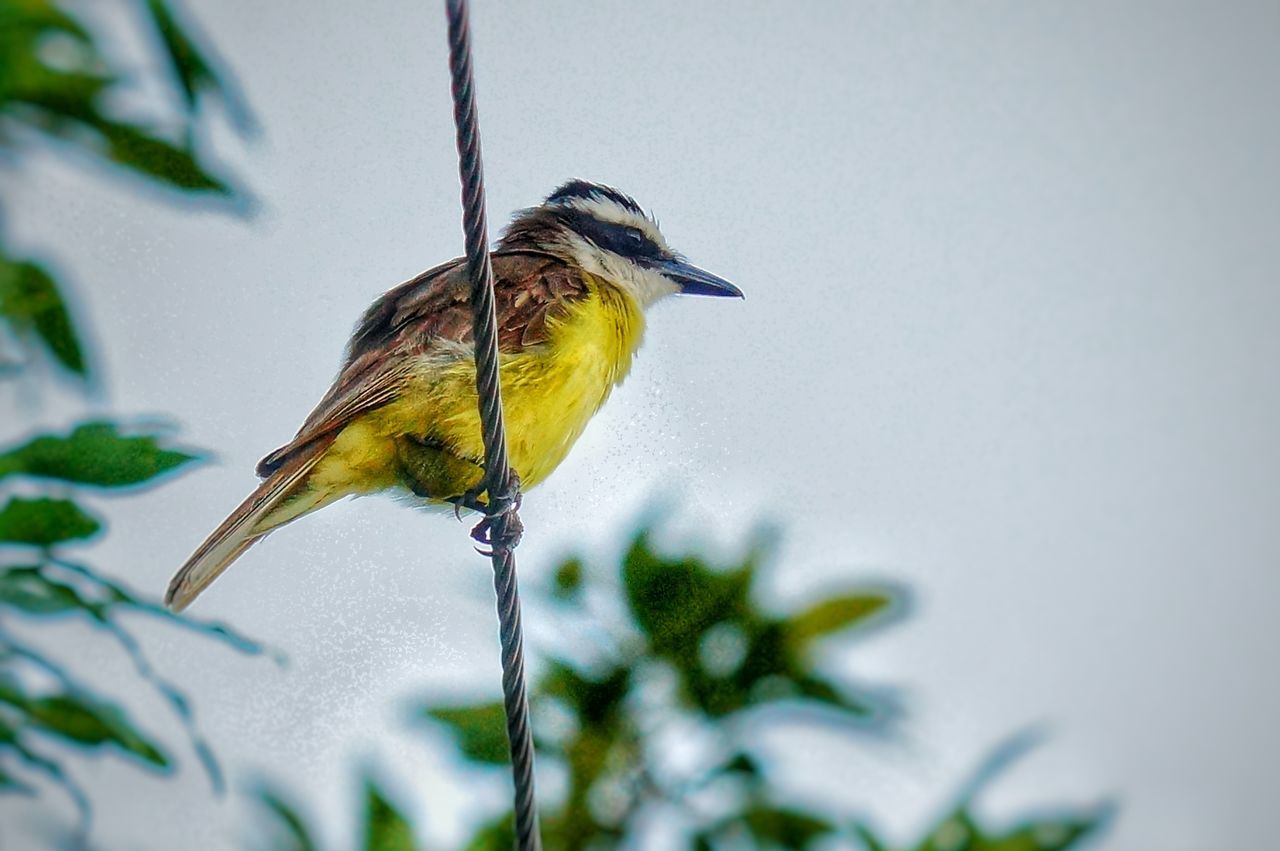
[255,250,588,476]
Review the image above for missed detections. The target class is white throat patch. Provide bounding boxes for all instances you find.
[565,233,679,307]
[558,196,679,308]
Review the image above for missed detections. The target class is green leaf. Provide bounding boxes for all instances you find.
[0,0,91,42]
[926,810,1099,851]
[462,813,514,851]
[0,496,100,546]
[551,556,583,600]
[540,659,630,726]
[0,565,95,615]
[851,822,892,851]
[958,809,1111,851]
[92,118,228,193]
[143,0,221,110]
[0,253,85,375]
[32,696,168,766]
[0,762,35,794]
[256,789,321,851]
[622,530,754,656]
[722,751,762,779]
[9,94,229,193]
[426,702,510,765]
[0,421,200,487]
[915,813,978,851]
[874,733,1113,851]
[0,714,91,824]
[363,779,420,851]
[791,674,876,717]
[741,805,833,849]
[4,66,114,125]
[0,679,167,767]
[785,592,895,650]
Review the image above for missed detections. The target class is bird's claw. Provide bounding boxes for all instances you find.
[452,484,487,521]
[466,471,523,553]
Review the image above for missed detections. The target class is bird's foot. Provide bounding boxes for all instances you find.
[461,471,524,553]
[451,485,487,520]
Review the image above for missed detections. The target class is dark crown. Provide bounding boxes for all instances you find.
[546,180,644,216]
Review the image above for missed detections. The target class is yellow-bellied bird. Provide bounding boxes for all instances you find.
[165,180,741,610]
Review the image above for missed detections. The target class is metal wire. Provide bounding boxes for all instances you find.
[444,1,542,848]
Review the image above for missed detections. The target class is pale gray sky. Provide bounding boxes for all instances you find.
[4,1,1279,849]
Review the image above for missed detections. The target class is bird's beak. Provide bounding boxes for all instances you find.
[651,258,744,298]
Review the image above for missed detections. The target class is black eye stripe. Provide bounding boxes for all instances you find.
[562,212,663,260]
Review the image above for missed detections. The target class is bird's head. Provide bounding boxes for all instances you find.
[498,179,742,307]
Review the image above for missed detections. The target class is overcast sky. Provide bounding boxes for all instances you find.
[4,1,1279,849]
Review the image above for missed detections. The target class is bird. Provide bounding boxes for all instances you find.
[164,180,742,611]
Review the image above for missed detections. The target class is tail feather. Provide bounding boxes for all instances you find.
[165,442,336,612]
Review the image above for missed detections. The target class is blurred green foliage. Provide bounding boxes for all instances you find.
[254,780,421,851]
[255,531,1109,851]
[852,732,1113,851]
[0,0,246,378]
[854,809,1103,851]
[1,0,257,843]
[434,529,905,851]
[0,424,264,835]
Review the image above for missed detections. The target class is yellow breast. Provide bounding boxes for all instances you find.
[316,275,646,501]
[498,278,645,485]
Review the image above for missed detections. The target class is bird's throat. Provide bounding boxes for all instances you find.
[496,273,646,486]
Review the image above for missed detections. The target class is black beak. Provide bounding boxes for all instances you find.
[650,258,743,298]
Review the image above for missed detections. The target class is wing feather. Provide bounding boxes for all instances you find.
[256,250,588,477]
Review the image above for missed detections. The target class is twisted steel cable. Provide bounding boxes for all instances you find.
[444,1,542,848]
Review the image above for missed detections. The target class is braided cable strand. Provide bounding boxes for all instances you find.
[444,1,541,848]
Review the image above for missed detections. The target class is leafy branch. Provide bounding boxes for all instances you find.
[2,3,258,841]
[0,0,251,378]
[0,423,264,840]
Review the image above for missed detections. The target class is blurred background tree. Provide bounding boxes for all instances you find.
[1,0,259,845]
[254,530,1111,851]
